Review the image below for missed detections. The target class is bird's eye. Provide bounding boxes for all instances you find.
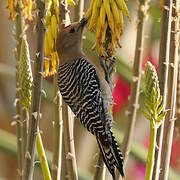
[69,27,75,33]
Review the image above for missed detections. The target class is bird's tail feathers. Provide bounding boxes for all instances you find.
[96,133,124,179]
[111,134,124,176]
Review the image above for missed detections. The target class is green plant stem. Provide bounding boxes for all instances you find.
[14,1,24,178]
[21,107,28,163]
[152,0,172,179]
[120,0,150,178]
[36,130,52,180]
[159,0,179,179]
[145,125,157,180]
[23,0,45,179]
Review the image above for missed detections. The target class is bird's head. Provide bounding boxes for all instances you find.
[56,18,87,57]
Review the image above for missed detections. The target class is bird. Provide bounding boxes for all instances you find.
[56,19,124,179]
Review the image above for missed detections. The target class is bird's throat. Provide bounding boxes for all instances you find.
[59,48,85,65]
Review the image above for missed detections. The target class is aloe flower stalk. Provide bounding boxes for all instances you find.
[19,37,33,163]
[143,61,166,180]
[19,37,33,111]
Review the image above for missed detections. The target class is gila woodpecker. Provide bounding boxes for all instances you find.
[56,19,124,179]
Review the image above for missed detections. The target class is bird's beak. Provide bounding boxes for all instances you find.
[77,17,87,31]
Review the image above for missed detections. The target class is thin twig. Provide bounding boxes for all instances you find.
[13,1,24,178]
[159,1,179,179]
[23,0,46,179]
[152,0,173,179]
[119,0,150,178]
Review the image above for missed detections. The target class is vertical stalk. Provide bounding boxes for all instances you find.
[23,0,46,179]
[145,126,157,180]
[93,153,104,180]
[51,0,70,177]
[62,103,78,180]
[74,0,84,21]
[120,0,149,176]
[14,1,23,178]
[159,0,179,179]
[152,0,172,179]
[57,1,69,179]
[176,43,180,134]
[60,138,67,179]
[21,107,28,163]
[52,82,63,179]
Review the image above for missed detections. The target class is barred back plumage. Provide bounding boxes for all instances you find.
[58,57,124,179]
